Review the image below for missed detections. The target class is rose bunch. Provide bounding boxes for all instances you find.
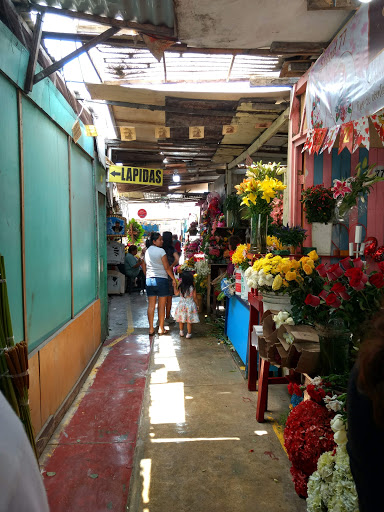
[297,256,384,337]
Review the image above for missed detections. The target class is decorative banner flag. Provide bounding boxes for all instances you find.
[245,154,254,166]
[352,117,370,152]
[222,125,238,135]
[320,125,340,154]
[142,34,174,62]
[338,122,354,154]
[312,128,328,154]
[72,119,82,143]
[302,129,314,153]
[189,126,204,139]
[120,126,136,141]
[370,109,384,145]
[85,124,98,137]
[155,126,170,139]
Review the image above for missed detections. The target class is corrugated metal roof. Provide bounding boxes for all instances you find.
[93,45,281,84]
[30,0,174,27]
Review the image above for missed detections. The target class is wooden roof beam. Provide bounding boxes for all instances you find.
[34,26,119,85]
[307,0,359,10]
[41,32,323,57]
[270,41,328,54]
[227,107,290,169]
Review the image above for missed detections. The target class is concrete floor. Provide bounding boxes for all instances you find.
[126,293,306,512]
[40,291,306,512]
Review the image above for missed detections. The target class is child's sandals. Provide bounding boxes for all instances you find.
[179,330,184,337]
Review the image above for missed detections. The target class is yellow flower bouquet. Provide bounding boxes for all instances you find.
[231,243,251,271]
[235,161,287,215]
[235,161,287,253]
[244,251,319,293]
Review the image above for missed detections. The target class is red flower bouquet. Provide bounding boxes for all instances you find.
[284,400,336,497]
[290,257,384,338]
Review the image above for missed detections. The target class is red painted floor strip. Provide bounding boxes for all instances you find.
[42,334,151,512]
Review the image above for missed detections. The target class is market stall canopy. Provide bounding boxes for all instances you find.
[87,82,291,188]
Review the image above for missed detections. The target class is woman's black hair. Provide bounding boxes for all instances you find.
[162,231,173,249]
[180,271,194,296]
[145,238,151,249]
[149,232,161,245]
[128,245,137,254]
[162,231,176,264]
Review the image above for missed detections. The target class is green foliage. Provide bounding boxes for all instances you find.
[126,218,145,244]
[269,224,307,248]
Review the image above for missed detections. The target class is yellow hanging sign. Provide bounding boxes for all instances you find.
[108,166,163,186]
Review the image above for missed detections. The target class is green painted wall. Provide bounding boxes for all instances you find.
[23,98,72,351]
[71,144,97,315]
[0,74,24,343]
[0,19,108,353]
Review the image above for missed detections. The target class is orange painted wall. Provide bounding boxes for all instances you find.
[29,300,101,435]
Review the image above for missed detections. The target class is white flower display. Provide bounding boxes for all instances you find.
[195,260,210,277]
[311,376,323,387]
[307,416,358,512]
[283,332,295,345]
[272,310,295,329]
[324,395,343,413]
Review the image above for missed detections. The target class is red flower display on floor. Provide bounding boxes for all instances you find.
[284,400,336,498]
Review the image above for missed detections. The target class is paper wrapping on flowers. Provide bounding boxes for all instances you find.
[352,117,370,152]
[319,125,340,154]
[260,311,320,374]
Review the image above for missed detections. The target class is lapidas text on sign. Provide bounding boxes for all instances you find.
[108,165,163,186]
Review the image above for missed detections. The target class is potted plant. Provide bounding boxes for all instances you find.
[301,185,336,256]
[271,224,307,254]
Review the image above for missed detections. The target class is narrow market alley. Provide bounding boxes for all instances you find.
[40,294,306,512]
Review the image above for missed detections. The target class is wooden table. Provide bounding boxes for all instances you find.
[247,290,290,423]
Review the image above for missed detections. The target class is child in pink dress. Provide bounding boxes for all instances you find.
[173,272,200,338]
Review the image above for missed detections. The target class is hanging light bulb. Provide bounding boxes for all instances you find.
[173,172,180,183]
[358,0,372,2]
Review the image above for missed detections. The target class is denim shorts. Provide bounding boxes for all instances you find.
[146,277,169,297]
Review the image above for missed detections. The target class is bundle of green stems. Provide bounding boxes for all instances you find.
[0,255,37,458]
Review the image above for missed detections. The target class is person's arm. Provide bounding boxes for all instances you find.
[133,258,142,269]
[142,260,146,276]
[171,251,180,268]
[161,254,176,283]
[192,288,199,311]
[173,281,180,296]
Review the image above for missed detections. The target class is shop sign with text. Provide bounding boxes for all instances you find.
[108,166,163,186]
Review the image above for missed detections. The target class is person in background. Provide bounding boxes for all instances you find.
[226,235,241,276]
[124,245,145,293]
[0,391,50,512]
[142,232,177,336]
[173,271,199,339]
[162,231,180,325]
[347,313,384,511]
[173,234,182,256]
